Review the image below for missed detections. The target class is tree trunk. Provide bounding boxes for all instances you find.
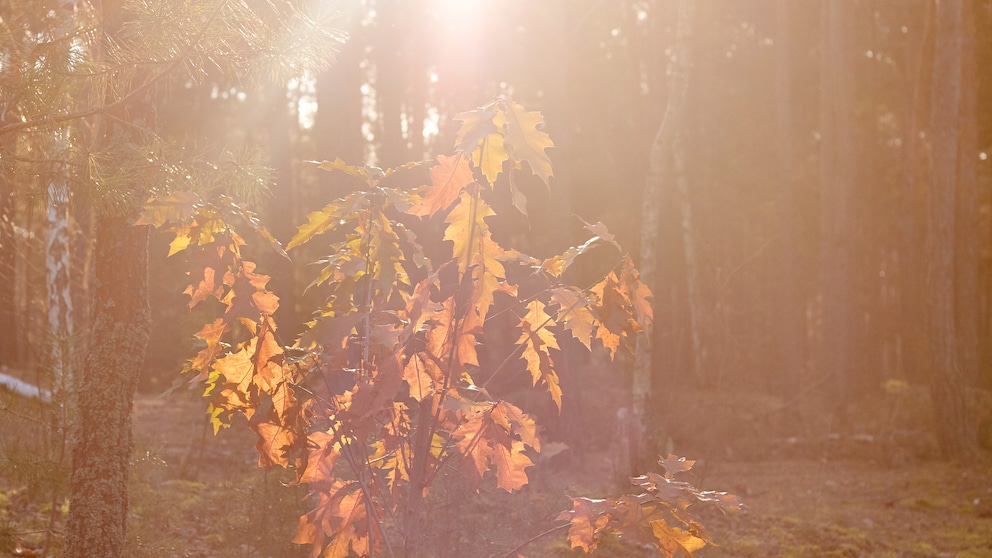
[63,3,154,554]
[632,0,694,473]
[897,1,932,385]
[63,217,151,557]
[818,0,858,412]
[953,0,979,388]
[262,84,300,336]
[45,130,74,404]
[773,0,805,401]
[315,10,364,192]
[927,0,975,459]
[673,133,704,386]
[0,131,16,368]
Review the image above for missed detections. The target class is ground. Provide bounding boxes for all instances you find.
[1,390,990,557]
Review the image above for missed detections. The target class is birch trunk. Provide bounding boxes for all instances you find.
[46,130,74,403]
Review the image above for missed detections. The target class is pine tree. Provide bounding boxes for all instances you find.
[0,1,345,555]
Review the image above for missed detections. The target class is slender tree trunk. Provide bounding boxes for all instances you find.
[818,1,858,412]
[898,1,932,385]
[374,0,411,168]
[673,132,704,386]
[927,0,975,459]
[263,84,300,335]
[403,397,435,558]
[45,130,74,406]
[315,10,364,192]
[633,0,694,471]
[773,0,805,401]
[954,0,979,387]
[0,132,16,368]
[63,217,151,558]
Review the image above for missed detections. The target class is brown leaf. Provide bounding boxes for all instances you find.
[659,454,696,479]
[516,301,562,411]
[650,520,707,558]
[409,153,475,217]
[556,497,612,553]
[136,191,202,227]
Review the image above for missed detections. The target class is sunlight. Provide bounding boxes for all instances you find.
[432,0,484,51]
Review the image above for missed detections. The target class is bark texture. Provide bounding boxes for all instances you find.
[927,0,975,459]
[818,0,858,407]
[0,132,16,367]
[63,217,151,558]
[633,0,695,442]
[953,1,979,387]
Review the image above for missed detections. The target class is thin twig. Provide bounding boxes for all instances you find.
[499,523,570,558]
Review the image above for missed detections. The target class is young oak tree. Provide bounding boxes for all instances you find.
[143,98,740,557]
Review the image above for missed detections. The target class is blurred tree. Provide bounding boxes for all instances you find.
[633,0,695,474]
[954,0,979,389]
[772,0,805,401]
[927,0,977,458]
[818,0,860,415]
[0,133,15,367]
[0,1,343,555]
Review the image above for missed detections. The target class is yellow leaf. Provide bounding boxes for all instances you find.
[650,520,707,558]
[475,130,508,186]
[287,191,368,251]
[167,225,192,256]
[502,101,554,186]
[316,157,384,185]
[410,153,475,217]
[516,301,562,411]
[550,287,597,352]
[136,191,201,227]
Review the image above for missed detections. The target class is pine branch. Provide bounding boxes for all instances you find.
[0,0,230,137]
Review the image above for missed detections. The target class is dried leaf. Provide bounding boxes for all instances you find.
[651,521,707,558]
[503,101,554,185]
[409,153,475,217]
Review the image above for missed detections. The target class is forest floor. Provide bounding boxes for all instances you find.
[1,390,990,557]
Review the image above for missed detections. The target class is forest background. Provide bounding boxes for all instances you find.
[1,0,991,556]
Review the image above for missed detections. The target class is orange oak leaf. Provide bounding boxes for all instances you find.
[454,403,537,492]
[651,521,707,558]
[293,479,380,558]
[516,301,562,411]
[555,497,612,553]
[409,153,475,217]
[550,287,598,352]
[659,454,696,479]
[253,419,299,468]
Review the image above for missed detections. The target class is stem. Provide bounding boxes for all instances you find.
[403,397,436,558]
[500,523,570,558]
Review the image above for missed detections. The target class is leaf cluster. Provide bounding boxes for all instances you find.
[142,99,671,557]
[557,455,744,557]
